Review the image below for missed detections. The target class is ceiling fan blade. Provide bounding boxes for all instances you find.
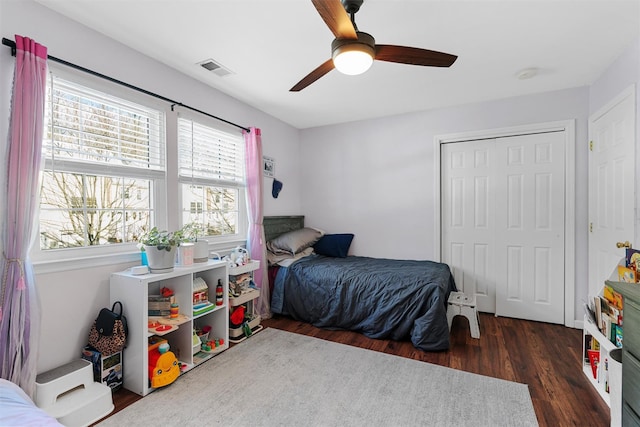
[375,45,457,67]
[290,59,335,92]
[311,0,357,39]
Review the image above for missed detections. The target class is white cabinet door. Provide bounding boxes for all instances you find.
[441,131,565,323]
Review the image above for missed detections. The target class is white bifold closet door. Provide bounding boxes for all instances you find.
[441,131,565,324]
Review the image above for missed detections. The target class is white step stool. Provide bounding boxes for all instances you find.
[447,291,480,339]
[35,359,114,427]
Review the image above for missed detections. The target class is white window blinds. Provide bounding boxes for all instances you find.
[177,118,245,185]
[44,75,164,175]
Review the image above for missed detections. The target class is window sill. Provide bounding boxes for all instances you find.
[32,238,247,275]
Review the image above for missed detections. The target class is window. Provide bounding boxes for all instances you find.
[177,118,245,239]
[33,71,248,266]
[39,74,164,250]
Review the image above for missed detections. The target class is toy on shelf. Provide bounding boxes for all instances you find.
[223,247,249,267]
[148,337,179,388]
[148,319,178,335]
[229,273,251,297]
[148,286,176,317]
[200,337,225,353]
[230,305,245,328]
[192,277,209,305]
[216,280,224,306]
[196,325,211,344]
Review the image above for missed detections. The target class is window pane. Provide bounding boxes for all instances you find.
[40,171,152,249]
[181,184,238,237]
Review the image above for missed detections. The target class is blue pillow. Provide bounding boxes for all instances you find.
[313,234,354,258]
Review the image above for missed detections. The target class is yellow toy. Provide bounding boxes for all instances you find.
[148,342,179,388]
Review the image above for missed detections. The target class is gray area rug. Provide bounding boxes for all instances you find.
[98,328,538,426]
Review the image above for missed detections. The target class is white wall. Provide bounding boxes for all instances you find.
[0,0,302,372]
[300,87,590,322]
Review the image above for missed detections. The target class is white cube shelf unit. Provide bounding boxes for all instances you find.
[110,260,228,396]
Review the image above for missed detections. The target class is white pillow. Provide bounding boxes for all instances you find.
[267,227,324,255]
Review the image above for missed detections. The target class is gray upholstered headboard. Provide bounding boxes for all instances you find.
[264,216,304,242]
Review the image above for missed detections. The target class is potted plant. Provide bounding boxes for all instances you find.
[139,227,184,273]
[181,223,209,263]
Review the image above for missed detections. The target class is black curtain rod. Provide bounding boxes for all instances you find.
[2,37,250,133]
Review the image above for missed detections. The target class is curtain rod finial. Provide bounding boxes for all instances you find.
[2,37,16,56]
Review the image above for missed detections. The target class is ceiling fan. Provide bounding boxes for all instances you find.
[290,0,458,92]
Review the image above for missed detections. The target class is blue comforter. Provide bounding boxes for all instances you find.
[271,255,456,351]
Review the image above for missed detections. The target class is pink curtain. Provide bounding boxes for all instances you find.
[243,127,270,318]
[0,35,48,397]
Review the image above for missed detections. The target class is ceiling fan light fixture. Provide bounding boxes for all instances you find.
[331,32,375,75]
[333,48,373,75]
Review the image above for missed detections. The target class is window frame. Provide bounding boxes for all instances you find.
[29,67,248,274]
[175,111,248,246]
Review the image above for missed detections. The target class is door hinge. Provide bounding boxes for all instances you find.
[589,222,593,232]
[589,140,594,151]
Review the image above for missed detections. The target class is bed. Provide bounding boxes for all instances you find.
[0,379,62,426]
[265,216,457,351]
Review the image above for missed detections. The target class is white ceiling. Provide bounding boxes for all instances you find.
[36,0,640,129]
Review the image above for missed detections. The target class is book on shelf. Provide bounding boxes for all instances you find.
[593,293,624,347]
[594,295,603,330]
[602,313,616,342]
[584,337,591,363]
[626,248,640,271]
[603,284,624,310]
[583,300,596,324]
[614,325,623,348]
[617,265,635,283]
[616,248,640,283]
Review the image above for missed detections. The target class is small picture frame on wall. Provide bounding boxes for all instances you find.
[263,156,275,178]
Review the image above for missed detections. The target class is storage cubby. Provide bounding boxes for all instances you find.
[110,260,228,396]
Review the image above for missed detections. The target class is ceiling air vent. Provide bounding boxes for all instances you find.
[198,59,234,77]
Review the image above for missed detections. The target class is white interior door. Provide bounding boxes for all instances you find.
[493,132,565,323]
[441,131,566,324]
[588,87,636,299]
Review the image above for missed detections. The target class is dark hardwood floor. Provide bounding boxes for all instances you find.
[103,314,610,427]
